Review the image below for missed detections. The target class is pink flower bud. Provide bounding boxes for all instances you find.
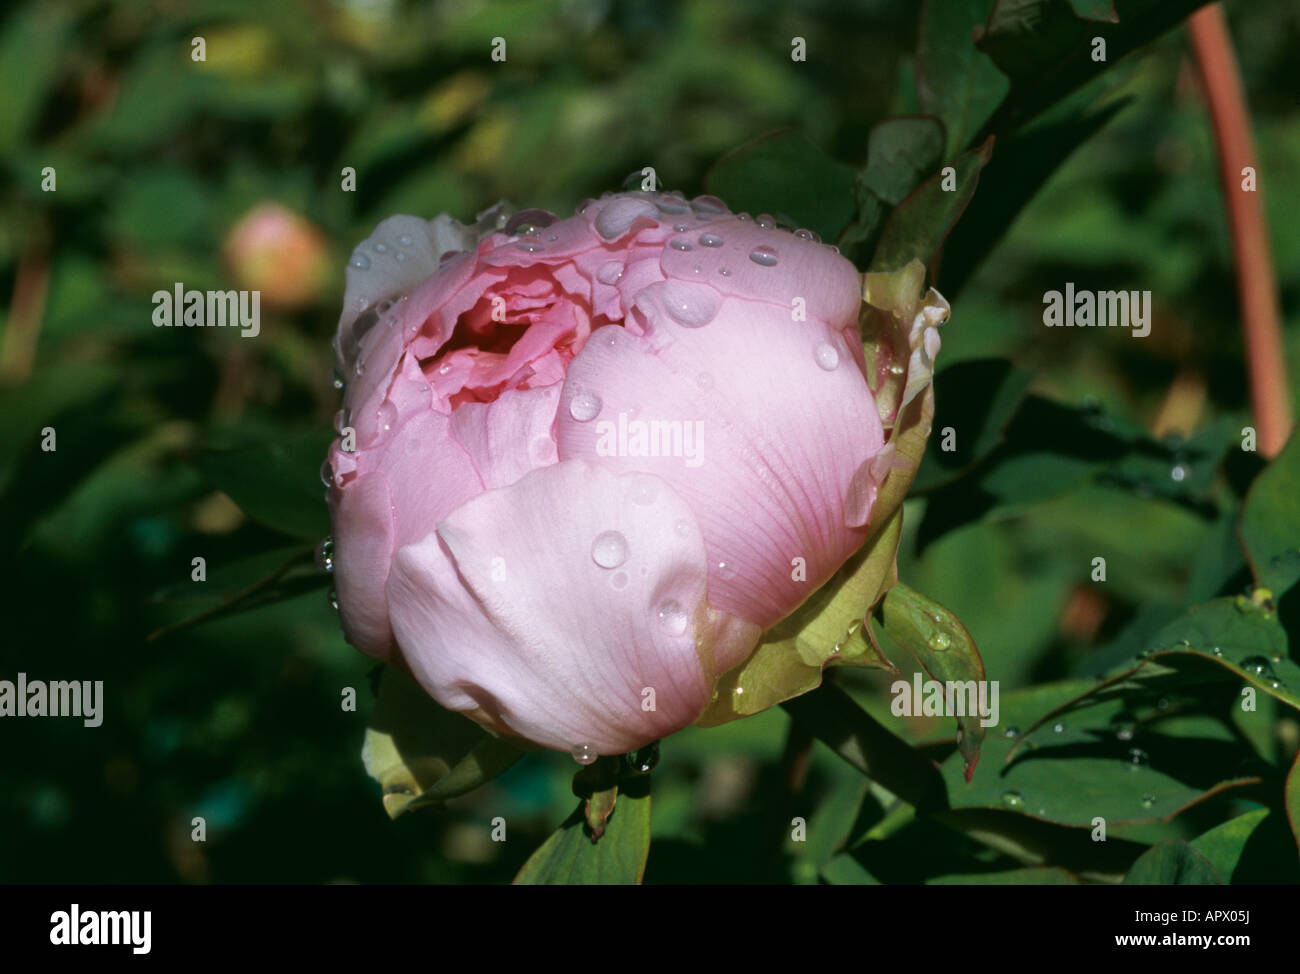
[325,193,895,756]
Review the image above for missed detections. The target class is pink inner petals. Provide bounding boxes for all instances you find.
[422,263,608,408]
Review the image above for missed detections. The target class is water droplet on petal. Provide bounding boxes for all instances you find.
[374,242,388,254]
[331,369,345,391]
[377,400,397,433]
[591,531,629,569]
[690,195,727,215]
[395,251,407,262]
[756,213,776,228]
[320,459,334,488]
[571,743,598,765]
[1001,791,1024,809]
[698,232,724,247]
[718,267,732,276]
[398,234,413,246]
[673,520,690,539]
[568,390,602,422]
[670,238,692,251]
[748,245,779,267]
[662,280,721,328]
[349,251,371,270]
[595,198,659,240]
[814,341,840,371]
[327,588,339,611]
[314,537,335,572]
[927,631,951,651]
[596,261,623,286]
[794,228,820,242]
[657,600,689,636]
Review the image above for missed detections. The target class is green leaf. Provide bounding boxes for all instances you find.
[192,433,332,542]
[513,777,651,885]
[940,679,1263,827]
[916,0,1010,157]
[877,581,988,779]
[704,129,858,242]
[1239,432,1300,596]
[1188,809,1269,880]
[913,358,1034,492]
[362,666,525,818]
[146,546,324,642]
[782,682,949,812]
[841,116,946,263]
[974,0,1209,137]
[0,3,76,152]
[869,136,994,273]
[1123,840,1222,885]
[937,97,1129,296]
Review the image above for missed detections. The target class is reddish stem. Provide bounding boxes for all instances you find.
[1188,4,1292,457]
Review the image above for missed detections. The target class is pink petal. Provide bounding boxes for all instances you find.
[386,461,760,754]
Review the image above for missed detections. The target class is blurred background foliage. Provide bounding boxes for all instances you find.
[1,0,1297,883]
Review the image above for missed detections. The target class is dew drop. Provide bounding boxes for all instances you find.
[748,245,779,267]
[514,239,544,253]
[662,280,721,328]
[398,234,413,246]
[327,588,339,611]
[1240,655,1276,679]
[596,261,623,286]
[794,228,820,242]
[377,400,397,433]
[718,267,732,277]
[319,459,334,488]
[374,243,388,254]
[314,537,335,573]
[813,341,840,371]
[1001,791,1024,809]
[655,196,689,215]
[1052,721,1066,733]
[657,600,689,637]
[1128,747,1149,769]
[591,530,629,569]
[349,252,371,270]
[670,238,693,251]
[595,198,659,240]
[331,369,346,391]
[756,213,776,228]
[927,631,952,652]
[690,195,727,215]
[395,251,407,262]
[698,232,724,248]
[568,390,603,422]
[1003,726,1020,738]
[570,743,598,765]
[1141,793,1156,809]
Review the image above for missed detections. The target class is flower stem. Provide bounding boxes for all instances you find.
[1188,3,1292,457]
